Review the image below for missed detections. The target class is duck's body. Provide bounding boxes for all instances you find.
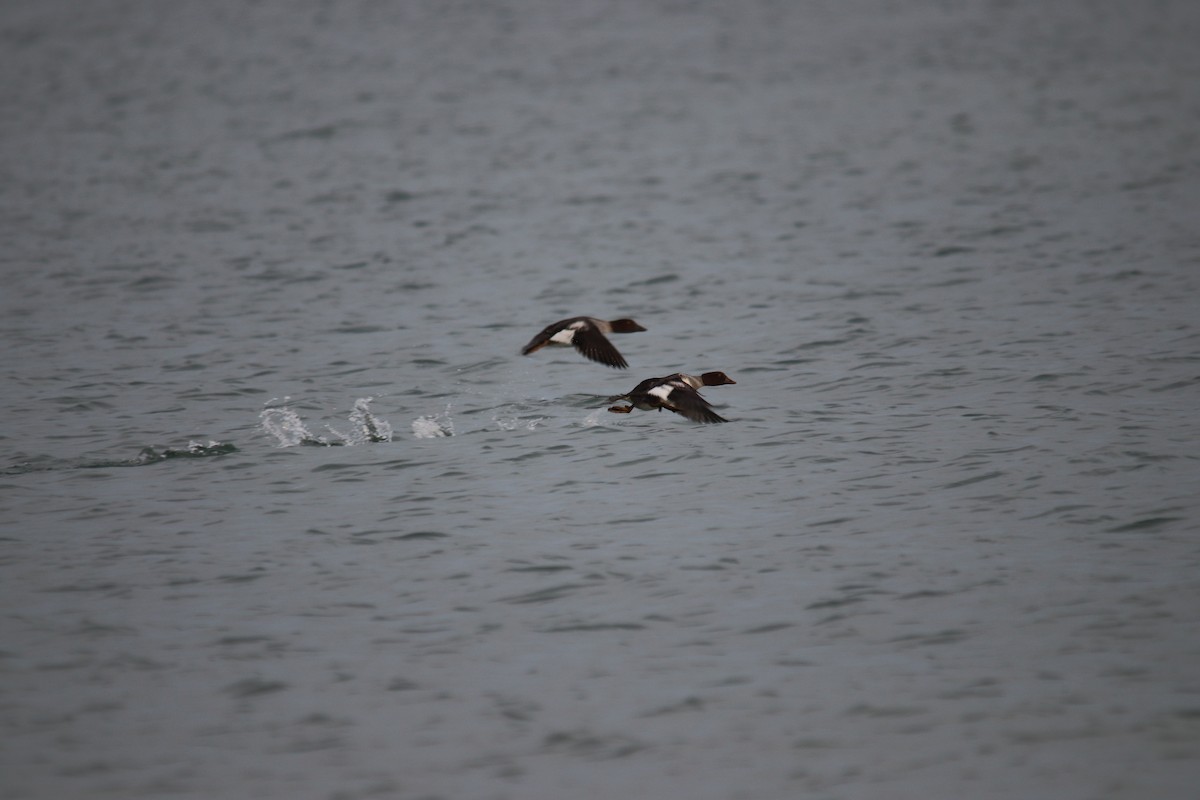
[520,316,646,369]
[663,372,736,391]
[608,371,735,423]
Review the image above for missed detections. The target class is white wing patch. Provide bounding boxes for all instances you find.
[549,328,576,345]
[648,385,674,402]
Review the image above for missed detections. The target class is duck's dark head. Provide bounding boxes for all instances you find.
[700,371,736,386]
[610,319,647,333]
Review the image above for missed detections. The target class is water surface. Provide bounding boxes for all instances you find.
[2,1,1199,798]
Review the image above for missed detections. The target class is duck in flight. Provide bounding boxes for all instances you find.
[520,316,646,369]
[608,371,736,423]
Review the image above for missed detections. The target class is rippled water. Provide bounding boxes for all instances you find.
[3,1,1200,798]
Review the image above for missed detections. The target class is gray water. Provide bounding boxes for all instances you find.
[3,1,1200,798]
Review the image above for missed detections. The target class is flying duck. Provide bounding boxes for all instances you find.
[520,316,646,369]
[607,371,736,423]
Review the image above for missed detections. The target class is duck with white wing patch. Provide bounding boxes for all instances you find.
[520,316,646,369]
[607,371,736,423]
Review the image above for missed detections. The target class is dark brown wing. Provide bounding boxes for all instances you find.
[572,325,628,368]
[520,321,564,355]
[663,387,728,424]
[629,377,665,395]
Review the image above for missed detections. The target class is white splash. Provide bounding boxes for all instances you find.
[412,403,454,438]
[493,413,544,431]
[329,397,393,444]
[261,397,395,447]
[260,399,331,447]
[581,409,614,427]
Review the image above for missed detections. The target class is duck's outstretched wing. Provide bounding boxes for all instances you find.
[520,322,561,355]
[572,326,628,368]
[665,387,728,424]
